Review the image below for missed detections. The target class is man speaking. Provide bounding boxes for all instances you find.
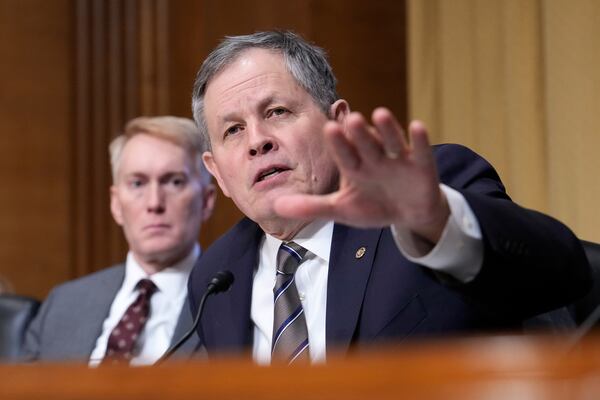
[188,31,590,364]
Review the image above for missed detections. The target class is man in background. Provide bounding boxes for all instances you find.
[24,116,215,365]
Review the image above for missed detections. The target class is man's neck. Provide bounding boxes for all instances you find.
[132,245,197,275]
[259,218,312,241]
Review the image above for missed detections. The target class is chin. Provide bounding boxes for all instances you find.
[241,203,276,223]
[139,241,178,257]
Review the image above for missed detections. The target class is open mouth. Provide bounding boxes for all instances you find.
[256,167,290,183]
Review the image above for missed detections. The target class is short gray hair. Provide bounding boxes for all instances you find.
[191,30,339,152]
[109,116,212,185]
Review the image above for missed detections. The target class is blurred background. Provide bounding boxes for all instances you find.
[1,0,599,299]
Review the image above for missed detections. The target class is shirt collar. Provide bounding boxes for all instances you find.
[123,244,200,298]
[264,220,334,264]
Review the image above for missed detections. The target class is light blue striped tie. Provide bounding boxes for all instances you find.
[272,241,310,364]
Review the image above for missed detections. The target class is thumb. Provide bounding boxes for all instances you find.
[273,194,336,220]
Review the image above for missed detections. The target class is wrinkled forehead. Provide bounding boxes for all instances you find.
[204,49,303,118]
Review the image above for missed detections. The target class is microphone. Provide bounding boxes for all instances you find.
[155,270,234,365]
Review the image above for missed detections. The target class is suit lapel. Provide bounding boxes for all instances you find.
[73,267,125,357]
[172,297,193,345]
[326,224,383,352]
[168,298,203,357]
[202,219,263,352]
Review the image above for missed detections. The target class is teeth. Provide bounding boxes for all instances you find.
[259,168,281,181]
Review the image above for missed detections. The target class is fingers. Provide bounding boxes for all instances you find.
[408,120,433,165]
[343,108,410,165]
[325,109,403,168]
[324,116,377,173]
[324,107,432,173]
[324,121,361,171]
[346,113,388,162]
[372,107,408,159]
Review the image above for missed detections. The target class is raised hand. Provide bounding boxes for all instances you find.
[273,107,450,244]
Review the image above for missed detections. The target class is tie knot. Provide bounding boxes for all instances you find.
[277,242,309,275]
[136,279,157,297]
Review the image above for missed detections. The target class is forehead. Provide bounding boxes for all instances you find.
[212,47,291,88]
[206,49,302,103]
[118,134,191,172]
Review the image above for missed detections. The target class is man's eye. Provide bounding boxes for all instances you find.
[268,107,288,117]
[170,177,186,187]
[225,125,242,137]
[129,179,144,188]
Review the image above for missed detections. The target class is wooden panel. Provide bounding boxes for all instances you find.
[312,0,408,124]
[73,0,173,278]
[0,0,73,297]
[166,0,407,120]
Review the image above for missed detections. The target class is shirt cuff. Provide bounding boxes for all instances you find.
[391,184,483,283]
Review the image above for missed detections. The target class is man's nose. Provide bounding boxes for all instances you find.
[247,123,277,157]
[146,183,166,213]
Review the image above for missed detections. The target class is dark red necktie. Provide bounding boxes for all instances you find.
[102,279,157,365]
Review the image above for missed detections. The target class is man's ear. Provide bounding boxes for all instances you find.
[202,151,231,198]
[200,183,217,222]
[110,186,124,226]
[329,99,350,123]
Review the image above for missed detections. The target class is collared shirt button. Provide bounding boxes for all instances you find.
[462,216,473,230]
[299,292,305,301]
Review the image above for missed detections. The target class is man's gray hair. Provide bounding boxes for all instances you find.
[191,30,339,152]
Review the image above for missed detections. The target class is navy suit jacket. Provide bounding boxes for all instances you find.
[188,144,591,357]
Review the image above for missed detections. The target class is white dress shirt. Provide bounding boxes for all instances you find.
[252,220,333,365]
[89,245,199,366]
[251,185,483,364]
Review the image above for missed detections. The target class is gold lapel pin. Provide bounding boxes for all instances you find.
[355,246,366,259]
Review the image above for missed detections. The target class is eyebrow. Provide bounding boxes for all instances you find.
[122,170,189,179]
[219,95,281,124]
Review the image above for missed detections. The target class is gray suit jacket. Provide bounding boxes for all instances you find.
[23,264,202,363]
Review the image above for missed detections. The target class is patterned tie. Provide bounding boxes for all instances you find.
[102,279,157,365]
[272,241,310,364]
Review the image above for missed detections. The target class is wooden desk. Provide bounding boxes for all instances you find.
[1,334,600,399]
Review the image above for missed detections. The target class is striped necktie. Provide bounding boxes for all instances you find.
[272,241,310,364]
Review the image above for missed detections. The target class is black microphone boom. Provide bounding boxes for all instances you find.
[154,270,234,365]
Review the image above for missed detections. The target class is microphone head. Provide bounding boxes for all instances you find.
[208,270,234,294]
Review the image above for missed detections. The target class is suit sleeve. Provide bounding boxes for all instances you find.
[435,144,592,319]
[21,289,57,362]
